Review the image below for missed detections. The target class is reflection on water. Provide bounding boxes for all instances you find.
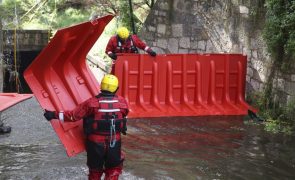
[123,116,295,180]
[1,115,295,180]
[0,144,88,179]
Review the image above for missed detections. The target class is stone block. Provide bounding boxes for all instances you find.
[148,26,156,32]
[35,33,41,45]
[179,49,188,53]
[179,37,190,48]
[159,2,169,10]
[243,47,251,56]
[277,78,285,90]
[247,67,254,77]
[250,79,261,91]
[246,75,251,82]
[198,40,206,51]
[159,11,167,16]
[189,50,197,54]
[239,6,249,14]
[252,59,263,72]
[230,44,242,53]
[153,47,166,54]
[251,50,258,59]
[285,81,295,95]
[168,38,179,53]
[156,38,168,49]
[250,39,258,49]
[157,24,166,34]
[172,24,183,37]
[205,40,215,52]
[191,41,198,49]
[291,74,295,82]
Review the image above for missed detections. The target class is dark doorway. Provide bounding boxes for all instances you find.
[3,50,41,93]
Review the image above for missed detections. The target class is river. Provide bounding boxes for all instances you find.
[0,98,295,179]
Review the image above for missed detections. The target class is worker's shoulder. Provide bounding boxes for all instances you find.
[130,34,139,38]
[84,96,99,105]
[116,95,127,102]
[110,35,117,40]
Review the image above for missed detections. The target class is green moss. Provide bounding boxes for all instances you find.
[247,91,295,134]
[246,0,295,135]
[264,119,293,135]
[263,0,295,72]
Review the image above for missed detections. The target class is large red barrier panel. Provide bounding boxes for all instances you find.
[24,15,114,157]
[114,54,256,118]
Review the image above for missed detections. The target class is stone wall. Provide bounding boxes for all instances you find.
[138,0,295,103]
[2,30,49,51]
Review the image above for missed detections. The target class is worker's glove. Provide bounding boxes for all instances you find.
[108,53,117,60]
[147,49,157,57]
[122,117,127,135]
[44,109,56,121]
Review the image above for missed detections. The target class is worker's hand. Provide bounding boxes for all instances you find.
[108,53,117,60]
[147,49,157,57]
[44,109,56,121]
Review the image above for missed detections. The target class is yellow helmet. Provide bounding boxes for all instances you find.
[101,74,119,93]
[117,27,130,40]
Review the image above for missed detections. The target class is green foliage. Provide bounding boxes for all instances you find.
[256,0,295,135]
[263,0,295,72]
[247,91,295,134]
[54,8,89,28]
[0,0,155,31]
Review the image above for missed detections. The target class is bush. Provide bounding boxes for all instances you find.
[247,92,295,134]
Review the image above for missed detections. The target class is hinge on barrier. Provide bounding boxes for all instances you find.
[76,76,85,84]
[52,85,60,94]
[41,90,49,98]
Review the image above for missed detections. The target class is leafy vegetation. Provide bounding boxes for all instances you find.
[0,0,156,61]
[251,0,295,134]
[247,91,295,134]
[263,0,295,71]
[0,0,155,30]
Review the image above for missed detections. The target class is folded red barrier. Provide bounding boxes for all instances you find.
[24,15,114,157]
[0,93,33,112]
[114,54,256,118]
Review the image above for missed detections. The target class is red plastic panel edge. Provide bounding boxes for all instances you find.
[0,93,33,111]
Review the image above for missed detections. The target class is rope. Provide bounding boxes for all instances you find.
[13,28,18,93]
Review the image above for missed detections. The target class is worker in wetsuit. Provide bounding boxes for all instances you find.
[44,74,129,180]
[105,26,157,74]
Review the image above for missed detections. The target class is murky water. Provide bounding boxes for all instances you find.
[1,98,295,179]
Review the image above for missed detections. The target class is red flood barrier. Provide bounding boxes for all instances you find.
[24,15,114,157]
[0,93,33,112]
[114,54,256,118]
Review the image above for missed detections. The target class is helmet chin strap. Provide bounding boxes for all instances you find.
[117,35,129,42]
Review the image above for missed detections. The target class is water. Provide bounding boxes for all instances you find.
[1,98,295,179]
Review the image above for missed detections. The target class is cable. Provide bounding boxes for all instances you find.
[13,29,18,93]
